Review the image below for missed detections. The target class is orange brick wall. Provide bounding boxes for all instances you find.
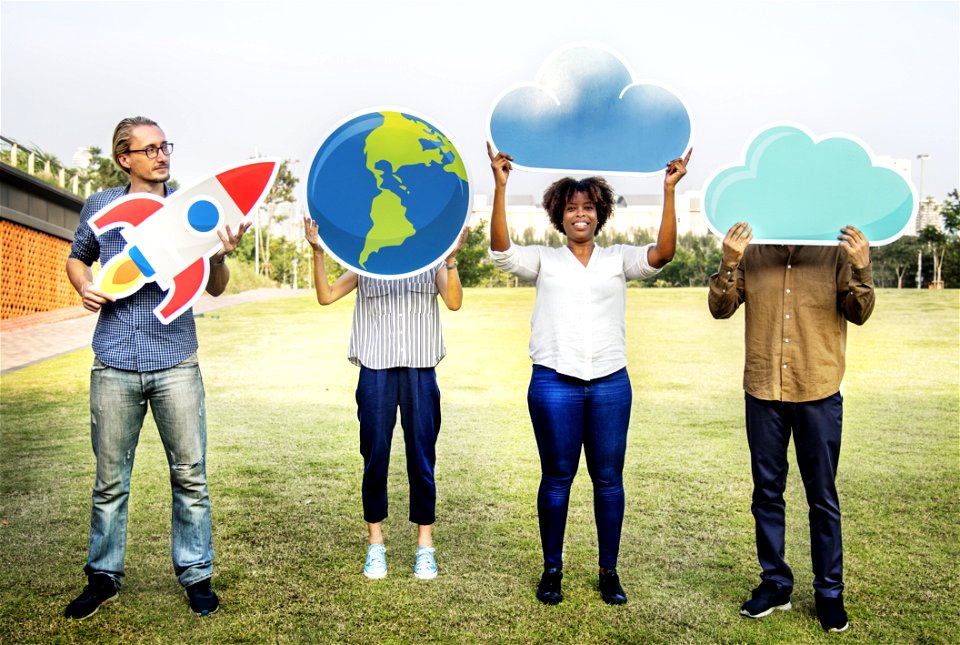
[1,220,81,318]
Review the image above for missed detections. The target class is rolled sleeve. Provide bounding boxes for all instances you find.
[708,261,743,319]
[489,242,541,282]
[622,243,661,280]
[69,201,100,266]
[840,262,876,326]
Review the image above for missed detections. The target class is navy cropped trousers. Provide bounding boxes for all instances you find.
[356,366,440,526]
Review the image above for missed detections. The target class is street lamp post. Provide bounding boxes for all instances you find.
[916,154,930,233]
[917,154,929,199]
[915,154,930,288]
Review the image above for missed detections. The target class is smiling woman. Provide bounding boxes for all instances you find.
[541,177,616,242]
[485,142,691,606]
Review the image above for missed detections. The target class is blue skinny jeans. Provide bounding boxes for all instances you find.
[527,365,632,570]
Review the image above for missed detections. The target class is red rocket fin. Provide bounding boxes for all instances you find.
[89,194,165,234]
[216,161,278,216]
[154,257,209,325]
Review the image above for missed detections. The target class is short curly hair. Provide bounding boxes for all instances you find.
[542,177,616,235]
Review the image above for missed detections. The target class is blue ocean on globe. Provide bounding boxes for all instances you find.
[307,110,471,278]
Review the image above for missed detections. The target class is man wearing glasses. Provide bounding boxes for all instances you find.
[64,116,248,619]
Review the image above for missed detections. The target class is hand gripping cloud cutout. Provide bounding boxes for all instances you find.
[487,42,693,174]
[702,124,918,246]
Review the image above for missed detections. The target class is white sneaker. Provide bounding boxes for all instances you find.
[363,543,387,579]
[414,546,438,580]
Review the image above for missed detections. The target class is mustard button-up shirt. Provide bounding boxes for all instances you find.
[708,245,875,403]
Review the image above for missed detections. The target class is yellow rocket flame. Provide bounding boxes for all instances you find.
[96,253,147,298]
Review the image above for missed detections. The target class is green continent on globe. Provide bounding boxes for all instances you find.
[359,112,469,268]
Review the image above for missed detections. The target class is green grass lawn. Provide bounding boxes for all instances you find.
[1,288,957,644]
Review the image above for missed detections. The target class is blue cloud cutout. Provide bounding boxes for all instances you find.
[488,42,692,174]
[703,124,917,245]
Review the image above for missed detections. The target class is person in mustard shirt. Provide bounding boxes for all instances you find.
[708,221,875,633]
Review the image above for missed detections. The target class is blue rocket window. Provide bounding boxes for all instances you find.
[187,199,220,233]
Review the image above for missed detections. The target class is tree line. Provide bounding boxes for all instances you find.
[450,190,960,289]
[239,187,960,290]
[869,190,960,289]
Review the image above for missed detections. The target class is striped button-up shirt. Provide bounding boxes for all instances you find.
[708,245,875,402]
[348,267,445,369]
[70,185,199,372]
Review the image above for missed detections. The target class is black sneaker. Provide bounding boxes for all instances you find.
[815,592,850,633]
[598,568,627,605]
[536,567,563,605]
[740,580,792,618]
[64,573,118,620]
[185,578,220,617]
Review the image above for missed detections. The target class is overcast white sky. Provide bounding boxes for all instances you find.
[2,0,957,203]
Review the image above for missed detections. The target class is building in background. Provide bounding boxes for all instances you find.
[916,197,944,233]
[468,190,709,240]
[1,161,84,319]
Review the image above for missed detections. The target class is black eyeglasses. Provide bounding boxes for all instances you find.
[125,143,174,159]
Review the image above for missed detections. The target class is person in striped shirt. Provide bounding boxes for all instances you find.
[304,216,466,580]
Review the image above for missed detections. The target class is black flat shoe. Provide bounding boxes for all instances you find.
[599,568,627,605]
[536,567,563,605]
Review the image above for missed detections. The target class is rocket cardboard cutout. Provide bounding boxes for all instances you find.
[91,159,279,324]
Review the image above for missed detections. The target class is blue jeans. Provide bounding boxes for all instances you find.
[356,366,441,525]
[85,354,213,589]
[527,365,632,570]
[745,392,844,597]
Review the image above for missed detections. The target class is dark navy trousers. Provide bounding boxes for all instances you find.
[356,366,441,525]
[745,391,844,597]
[528,365,632,570]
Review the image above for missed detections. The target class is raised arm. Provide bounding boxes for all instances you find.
[647,148,692,269]
[303,216,358,304]
[436,228,467,311]
[708,222,751,319]
[487,141,513,252]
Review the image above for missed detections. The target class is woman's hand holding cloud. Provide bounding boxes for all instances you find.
[664,148,692,191]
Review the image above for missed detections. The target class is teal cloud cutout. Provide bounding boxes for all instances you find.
[703,124,917,245]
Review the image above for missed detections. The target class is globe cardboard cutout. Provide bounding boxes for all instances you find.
[703,124,917,245]
[487,41,693,175]
[306,109,471,279]
[90,159,279,324]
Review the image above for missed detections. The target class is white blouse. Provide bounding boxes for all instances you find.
[490,242,661,381]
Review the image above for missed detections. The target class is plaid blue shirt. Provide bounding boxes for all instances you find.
[70,185,198,372]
